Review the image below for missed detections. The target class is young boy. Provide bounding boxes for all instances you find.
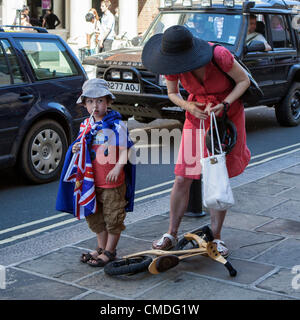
[56,78,135,267]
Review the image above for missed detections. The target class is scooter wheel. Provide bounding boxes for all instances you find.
[104,256,153,276]
[174,225,213,250]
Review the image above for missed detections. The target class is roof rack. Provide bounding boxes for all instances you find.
[0,25,48,33]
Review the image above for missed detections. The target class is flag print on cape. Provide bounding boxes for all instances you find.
[63,132,97,219]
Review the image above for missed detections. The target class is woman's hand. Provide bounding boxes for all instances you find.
[207,103,224,117]
[72,142,81,154]
[184,101,209,120]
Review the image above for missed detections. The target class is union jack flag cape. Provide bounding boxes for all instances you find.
[56,110,136,219]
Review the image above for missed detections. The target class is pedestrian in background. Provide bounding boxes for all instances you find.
[142,25,251,257]
[88,8,101,53]
[42,9,61,29]
[98,0,115,52]
[20,6,31,26]
[89,8,100,23]
[83,12,100,56]
[114,7,119,36]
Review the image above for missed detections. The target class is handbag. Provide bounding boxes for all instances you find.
[212,44,264,106]
[200,112,235,210]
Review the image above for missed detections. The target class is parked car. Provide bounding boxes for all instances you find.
[0,25,88,183]
[82,0,300,126]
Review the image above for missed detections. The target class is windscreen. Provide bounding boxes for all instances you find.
[141,12,242,46]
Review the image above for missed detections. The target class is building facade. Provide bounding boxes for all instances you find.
[0,0,163,40]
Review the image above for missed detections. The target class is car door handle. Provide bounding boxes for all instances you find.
[18,94,34,101]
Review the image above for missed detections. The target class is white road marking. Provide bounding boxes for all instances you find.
[0,212,70,236]
[0,218,77,245]
[251,142,300,160]
[248,147,300,167]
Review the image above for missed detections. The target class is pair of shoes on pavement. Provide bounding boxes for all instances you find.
[152,233,229,258]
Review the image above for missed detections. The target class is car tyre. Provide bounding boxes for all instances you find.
[276,82,300,126]
[19,119,68,184]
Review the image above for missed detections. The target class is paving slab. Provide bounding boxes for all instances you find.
[170,255,275,285]
[123,213,210,241]
[255,218,300,239]
[138,273,291,300]
[282,164,300,175]
[76,268,176,299]
[79,292,121,300]
[256,268,300,299]
[279,186,300,201]
[234,181,292,197]
[254,238,300,268]
[230,190,286,215]
[16,247,99,282]
[219,227,284,259]
[224,211,272,231]
[256,172,300,188]
[259,200,300,222]
[0,268,85,300]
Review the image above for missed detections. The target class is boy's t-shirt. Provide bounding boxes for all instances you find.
[91,122,128,188]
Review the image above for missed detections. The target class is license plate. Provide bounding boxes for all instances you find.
[108,81,140,93]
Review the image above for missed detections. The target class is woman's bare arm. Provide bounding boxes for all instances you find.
[166,79,209,120]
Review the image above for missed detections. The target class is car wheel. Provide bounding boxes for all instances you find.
[276,82,300,126]
[19,119,68,184]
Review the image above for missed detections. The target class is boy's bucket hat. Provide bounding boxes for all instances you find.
[76,78,115,104]
[141,25,213,75]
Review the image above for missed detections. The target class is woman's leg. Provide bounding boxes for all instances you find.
[209,208,229,257]
[209,209,227,240]
[152,176,193,249]
[168,176,193,237]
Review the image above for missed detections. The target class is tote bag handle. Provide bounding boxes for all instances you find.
[199,112,223,160]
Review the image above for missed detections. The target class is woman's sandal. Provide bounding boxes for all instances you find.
[152,233,178,251]
[213,239,229,258]
[87,250,117,267]
[80,247,103,263]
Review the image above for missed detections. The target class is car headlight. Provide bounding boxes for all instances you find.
[158,75,166,86]
[111,71,121,79]
[123,71,133,80]
[82,64,97,79]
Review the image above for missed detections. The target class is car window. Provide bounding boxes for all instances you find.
[143,13,182,43]
[0,39,27,85]
[269,14,293,48]
[17,38,79,80]
[141,12,242,46]
[0,42,11,86]
[184,13,241,45]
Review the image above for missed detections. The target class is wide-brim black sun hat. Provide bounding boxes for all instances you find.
[142,25,213,75]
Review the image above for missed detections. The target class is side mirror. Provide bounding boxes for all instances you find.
[246,40,266,52]
[131,36,141,46]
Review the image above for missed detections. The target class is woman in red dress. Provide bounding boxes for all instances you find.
[142,25,251,257]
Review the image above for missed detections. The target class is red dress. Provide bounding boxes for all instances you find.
[165,45,251,179]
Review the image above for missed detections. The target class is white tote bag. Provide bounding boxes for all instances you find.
[200,112,234,210]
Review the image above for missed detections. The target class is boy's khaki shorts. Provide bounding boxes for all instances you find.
[86,183,127,235]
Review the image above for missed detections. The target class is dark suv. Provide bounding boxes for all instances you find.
[82,0,300,126]
[0,26,88,183]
